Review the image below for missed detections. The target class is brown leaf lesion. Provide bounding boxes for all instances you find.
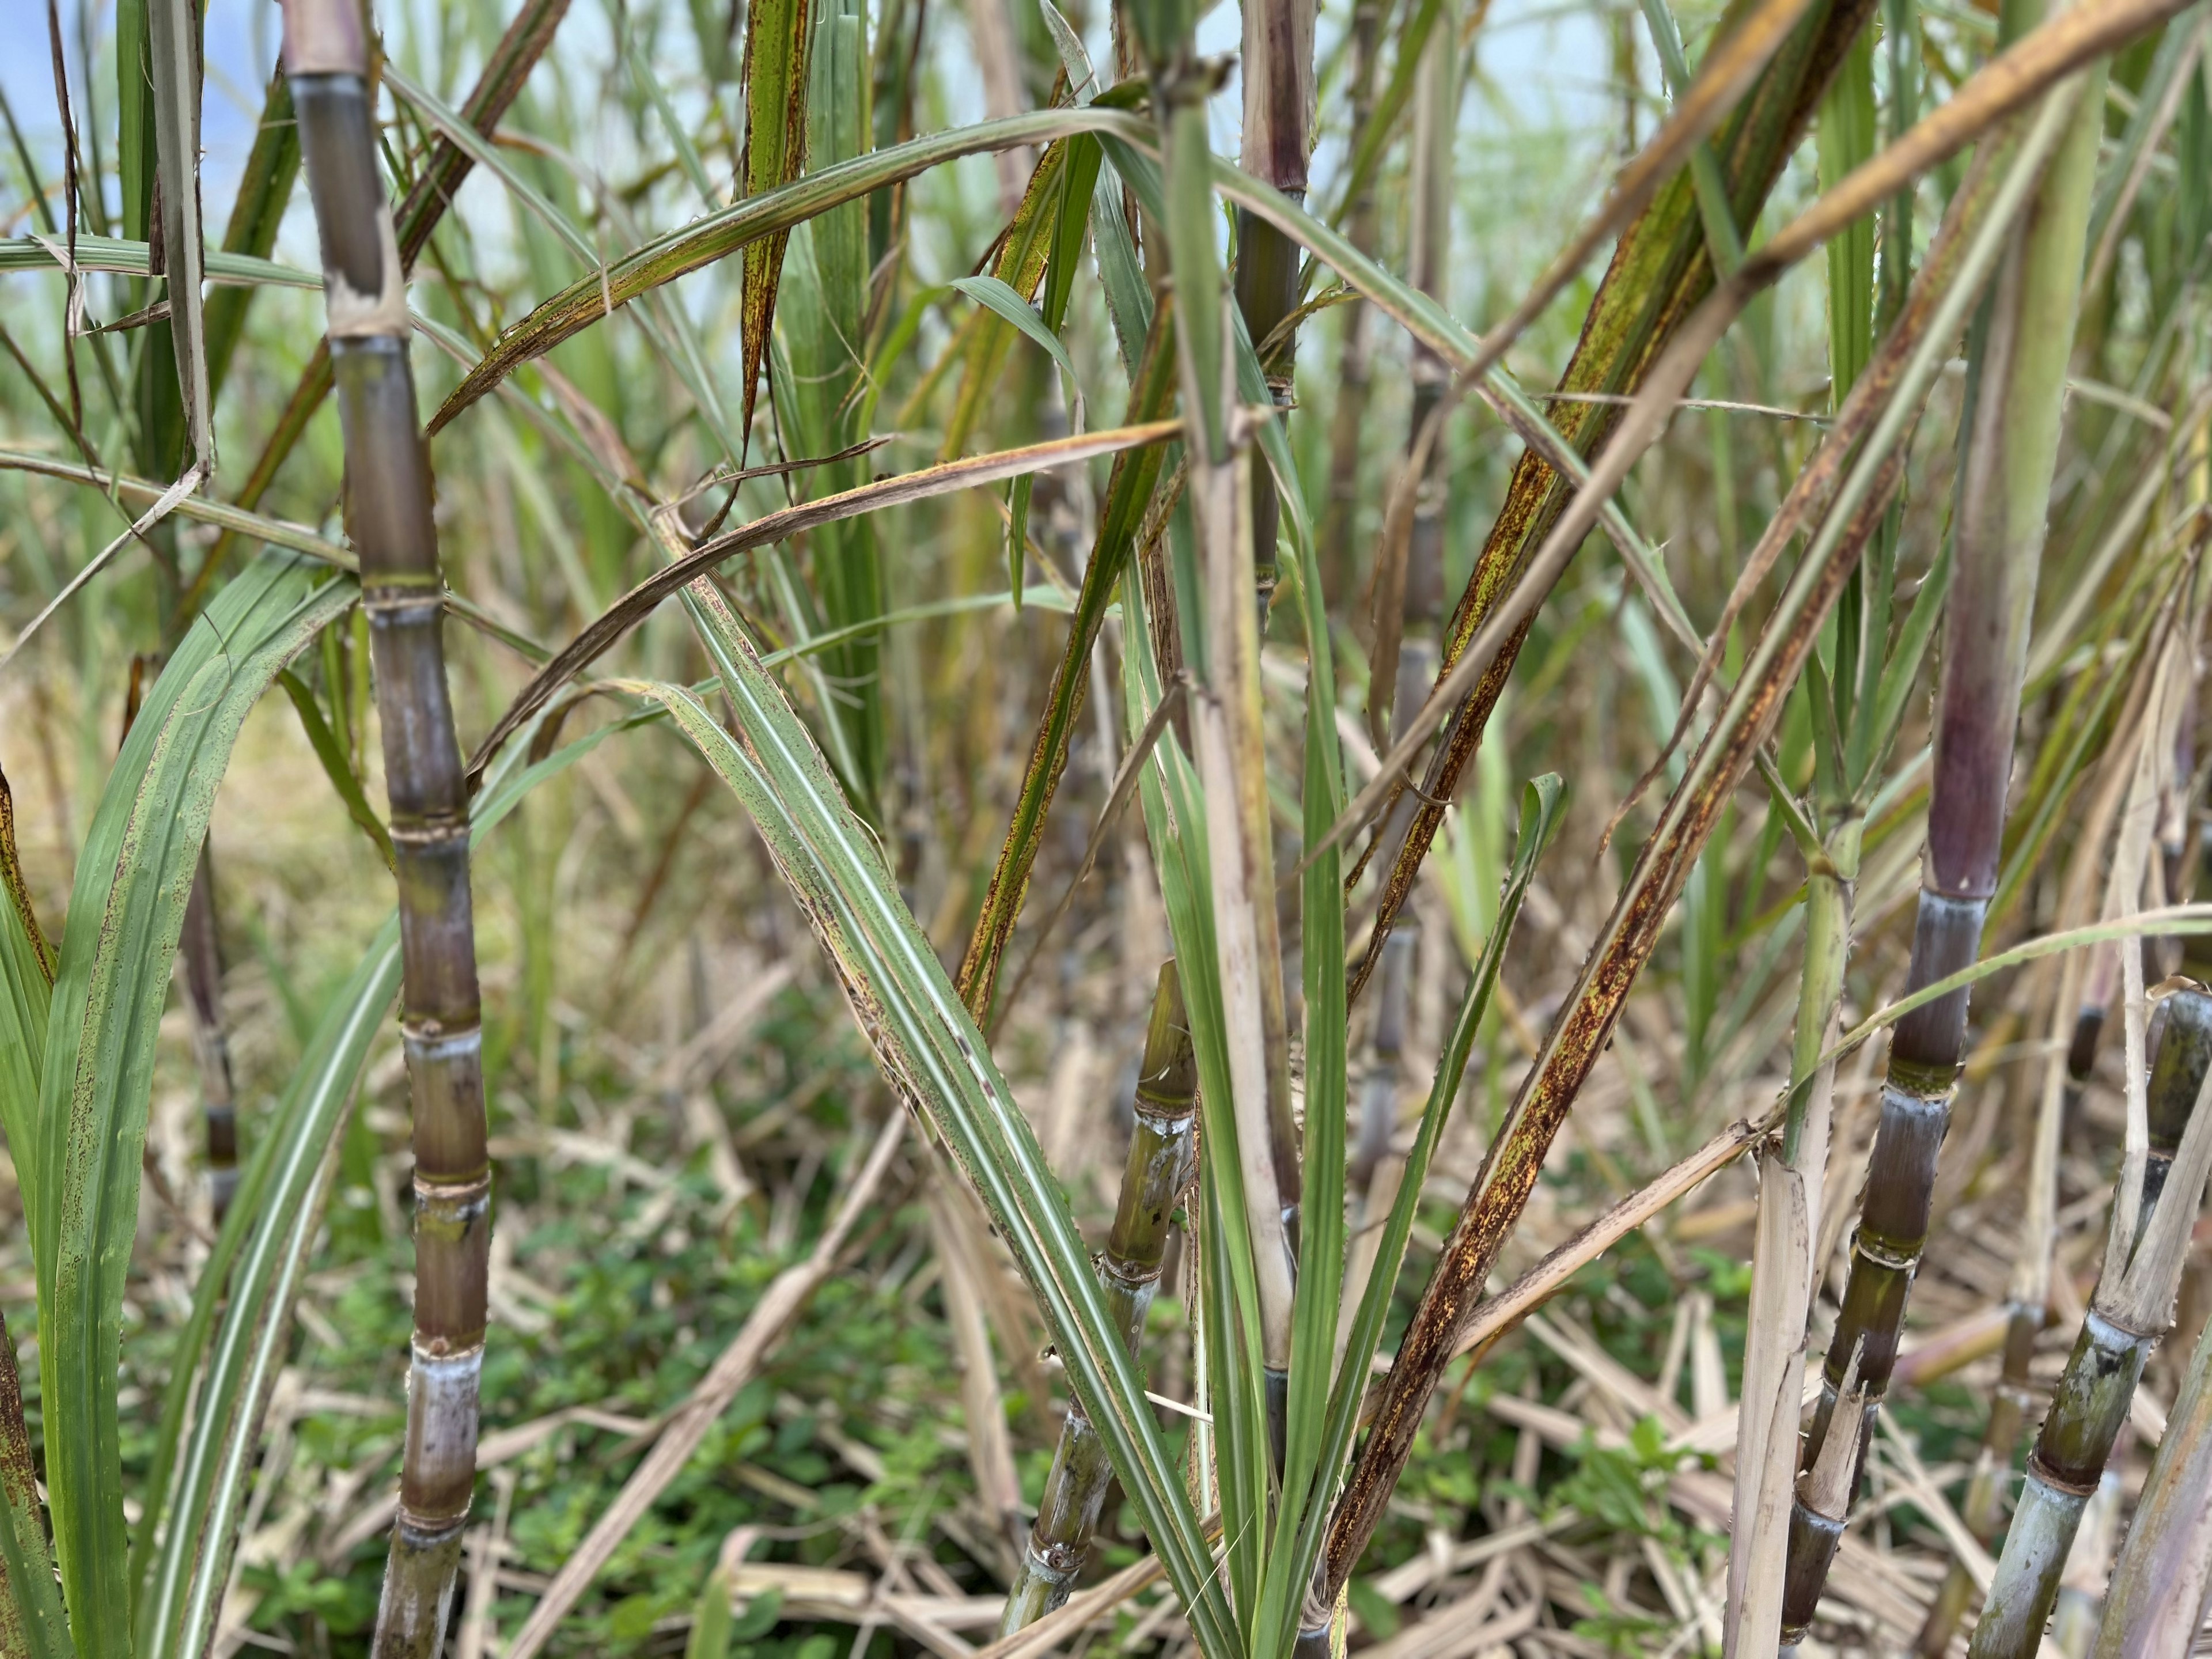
[0,768,53,987]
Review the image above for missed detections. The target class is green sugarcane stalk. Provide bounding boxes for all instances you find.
[1922,604,2200,1655]
[1940,1002,2206,1656]
[2050,1463,2123,1656]
[2090,1267,2212,1655]
[1779,37,2107,1644]
[1914,1287,2046,1654]
[281,2,492,1649]
[999,963,1198,1631]
[1967,738,2211,1659]
[1969,1310,2162,1656]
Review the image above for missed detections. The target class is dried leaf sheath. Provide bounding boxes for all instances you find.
[1000,964,1198,1631]
[281,2,491,1650]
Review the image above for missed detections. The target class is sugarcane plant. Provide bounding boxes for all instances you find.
[1775,17,2111,1638]
[7,0,2212,1647]
[281,0,495,1645]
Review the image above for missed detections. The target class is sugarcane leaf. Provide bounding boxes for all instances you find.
[145,0,211,474]
[1266,772,1565,1659]
[35,550,355,1657]
[627,26,719,207]
[203,67,300,404]
[952,313,1180,1022]
[0,448,353,568]
[951,275,1086,408]
[942,139,1071,460]
[950,270,1090,608]
[1642,0,1747,272]
[135,923,397,1659]
[276,669,395,871]
[467,419,1181,783]
[739,0,816,449]
[1857,536,1950,800]
[381,63,600,269]
[1090,169,1153,380]
[0,235,320,290]
[1116,543,1271,1631]
[0,784,62,1659]
[430,108,1119,433]
[775,0,884,813]
[0,767,52,1206]
[1040,0,1099,95]
[616,574,1238,1658]
[1266,504,1351,1641]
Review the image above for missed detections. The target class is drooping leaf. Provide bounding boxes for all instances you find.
[626,559,1237,1659]
[433,108,1122,431]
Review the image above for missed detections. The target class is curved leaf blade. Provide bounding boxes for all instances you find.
[619,556,1235,1657]
[35,550,355,1658]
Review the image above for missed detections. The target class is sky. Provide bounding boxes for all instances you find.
[2,0,1624,259]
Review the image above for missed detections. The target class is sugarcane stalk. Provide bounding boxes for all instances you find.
[1364,0,1456,755]
[1315,0,1385,603]
[2090,1271,2212,1656]
[2050,1460,2124,1657]
[182,0,572,625]
[1000,962,1198,1631]
[1724,810,1857,1656]
[1234,0,1313,620]
[1780,35,2107,1641]
[1968,1314,2156,1658]
[1919,713,2150,1658]
[1326,79,2052,1612]
[1970,782,2212,1653]
[281,2,491,1650]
